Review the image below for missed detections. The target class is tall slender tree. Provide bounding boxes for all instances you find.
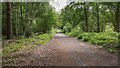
[96,3,100,33]
[6,2,12,39]
[115,2,119,32]
[105,2,120,32]
[84,2,88,32]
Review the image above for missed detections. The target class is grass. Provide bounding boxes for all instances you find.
[2,29,56,65]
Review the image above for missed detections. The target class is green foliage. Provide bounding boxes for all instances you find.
[68,27,82,37]
[2,2,58,38]
[3,29,56,59]
[60,2,119,53]
[90,33,118,45]
[68,27,119,53]
[2,2,58,64]
[3,44,25,58]
[60,2,119,33]
[63,23,72,33]
[80,33,94,42]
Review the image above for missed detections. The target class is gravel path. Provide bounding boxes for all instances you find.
[48,33,118,66]
[4,33,118,66]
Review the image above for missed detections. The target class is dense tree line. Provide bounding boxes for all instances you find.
[60,2,120,33]
[60,2,120,53]
[2,2,58,39]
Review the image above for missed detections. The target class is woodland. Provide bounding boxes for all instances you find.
[1,2,120,65]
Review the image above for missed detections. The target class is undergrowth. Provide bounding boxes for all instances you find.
[2,29,56,64]
[67,28,119,53]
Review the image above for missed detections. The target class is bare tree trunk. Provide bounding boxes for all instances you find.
[84,2,88,32]
[17,5,20,36]
[25,2,31,38]
[20,2,23,35]
[115,2,119,32]
[16,9,18,37]
[20,2,22,23]
[96,3,100,33]
[6,2,12,39]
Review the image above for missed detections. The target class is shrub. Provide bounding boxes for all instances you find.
[63,23,72,33]
[77,34,82,39]
[68,27,82,37]
[67,29,119,53]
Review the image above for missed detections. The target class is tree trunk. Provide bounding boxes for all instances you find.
[17,5,20,37]
[115,2,119,32]
[25,2,29,38]
[6,2,12,39]
[84,2,88,32]
[16,9,18,37]
[25,2,31,38]
[96,3,100,33]
[20,2,23,35]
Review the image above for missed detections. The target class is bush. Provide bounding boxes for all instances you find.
[67,29,119,53]
[90,32,118,45]
[63,23,72,33]
[77,33,95,42]
[77,34,82,39]
[68,27,82,37]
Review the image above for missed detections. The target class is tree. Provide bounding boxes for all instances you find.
[6,2,12,39]
[2,2,58,39]
[96,3,100,33]
[104,2,120,32]
[115,2,120,32]
[60,2,119,33]
[84,2,88,32]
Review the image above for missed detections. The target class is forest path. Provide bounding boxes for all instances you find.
[47,33,118,66]
[9,33,118,66]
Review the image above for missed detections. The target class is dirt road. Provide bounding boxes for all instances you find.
[48,33,118,66]
[4,33,118,66]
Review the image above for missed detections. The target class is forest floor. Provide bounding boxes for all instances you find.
[3,33,118,66]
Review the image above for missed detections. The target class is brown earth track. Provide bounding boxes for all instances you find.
[3,33,118,66]
[49,33,118,66]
